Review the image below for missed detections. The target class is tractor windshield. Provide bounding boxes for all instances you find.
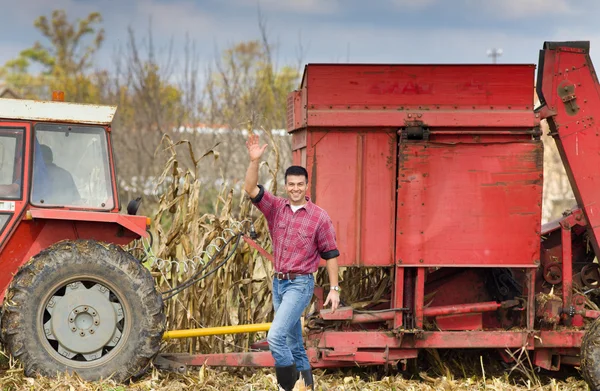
[31,123,114,210]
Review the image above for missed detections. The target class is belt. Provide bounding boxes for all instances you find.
[273,272,306,280]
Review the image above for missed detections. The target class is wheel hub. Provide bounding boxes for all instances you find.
[43,281,124,361]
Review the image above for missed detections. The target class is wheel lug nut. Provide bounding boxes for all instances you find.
[91,312,96,316]
[83,306,88,312]
[79,331,85,337]
[69,318,74,322]
[94,321,99,325]
[71,327,76,332]
[74,309,79,314]
[89,329,95,334]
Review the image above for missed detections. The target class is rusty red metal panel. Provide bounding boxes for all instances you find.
[321,349,418,363]
[307,110,537,129]
[28,208,148,238]
[304,64,535,109]
[393,266,404,328]
[0,219,83,303]
[414,267,425,328]
[537,42,600,263]
[318,331,401,349]
[435,313,483,331]
[304,329,582,353]
[396,138,543,267]
[286,90,303,132]
[313,329,584,350]
[306,129,396,267]
[166,330,585,369]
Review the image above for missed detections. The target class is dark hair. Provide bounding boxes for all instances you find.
[285,165,308,182]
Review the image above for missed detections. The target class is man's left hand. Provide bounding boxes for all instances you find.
[324,290,340,313]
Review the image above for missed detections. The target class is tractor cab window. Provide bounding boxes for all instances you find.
[0,128,24,199]
[32,124,114,209]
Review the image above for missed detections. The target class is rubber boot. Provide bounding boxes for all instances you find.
[275,364,298,391]
[299,369,314,389]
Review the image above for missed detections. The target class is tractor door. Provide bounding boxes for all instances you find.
[0,122,29,247]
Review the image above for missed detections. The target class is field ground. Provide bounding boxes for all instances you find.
[0,351,591,391]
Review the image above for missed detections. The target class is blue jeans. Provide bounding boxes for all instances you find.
[267,274,314,370]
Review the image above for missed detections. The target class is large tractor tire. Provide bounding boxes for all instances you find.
[581,317,600,390]
[1,240,166,382]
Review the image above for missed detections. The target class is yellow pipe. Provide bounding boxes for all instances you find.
[163,323,272,340]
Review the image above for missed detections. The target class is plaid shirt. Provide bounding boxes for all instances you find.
[251,185,339,274]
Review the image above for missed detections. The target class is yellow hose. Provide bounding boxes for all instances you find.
[162,323,272,339]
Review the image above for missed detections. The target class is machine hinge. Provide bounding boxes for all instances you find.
[400,122,430,141]
[557,81,579,116]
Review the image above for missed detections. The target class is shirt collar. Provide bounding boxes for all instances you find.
[285,196,312,210]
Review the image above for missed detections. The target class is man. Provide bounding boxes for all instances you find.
[244,133,340,391]
[39,144,80,205]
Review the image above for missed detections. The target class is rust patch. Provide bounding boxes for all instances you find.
[517,142,544,171]
[481,182,508,187]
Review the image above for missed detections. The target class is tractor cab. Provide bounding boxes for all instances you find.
[0,95,163,383]
[0,97,117,211]
[0,123,114,209]
[0,95,150,304]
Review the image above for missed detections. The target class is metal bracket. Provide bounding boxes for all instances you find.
[400,122,430,141]
[557,81,579,116]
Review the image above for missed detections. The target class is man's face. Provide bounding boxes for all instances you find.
[285,175,307,205]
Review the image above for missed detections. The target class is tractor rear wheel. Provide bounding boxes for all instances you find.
[1,240,165,382]
[581,317,600,390]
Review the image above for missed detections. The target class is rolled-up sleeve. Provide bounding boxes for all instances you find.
[317,214,339,260]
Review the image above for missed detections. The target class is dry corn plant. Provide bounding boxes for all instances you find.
[126,132,281,355]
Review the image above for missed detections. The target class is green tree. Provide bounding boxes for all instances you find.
[0,9,104,101]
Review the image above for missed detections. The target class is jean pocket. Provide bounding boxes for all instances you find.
[291,275,314,296]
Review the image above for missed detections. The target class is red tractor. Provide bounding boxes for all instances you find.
[0,95,165,382]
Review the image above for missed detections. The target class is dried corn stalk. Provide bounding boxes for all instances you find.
[132,133,395,355]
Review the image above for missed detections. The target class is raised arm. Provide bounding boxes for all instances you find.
[244,133,268,199]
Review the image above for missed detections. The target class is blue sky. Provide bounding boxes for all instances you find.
[2,0,600,77]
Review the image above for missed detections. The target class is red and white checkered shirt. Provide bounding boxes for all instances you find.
[251,185,339,274]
